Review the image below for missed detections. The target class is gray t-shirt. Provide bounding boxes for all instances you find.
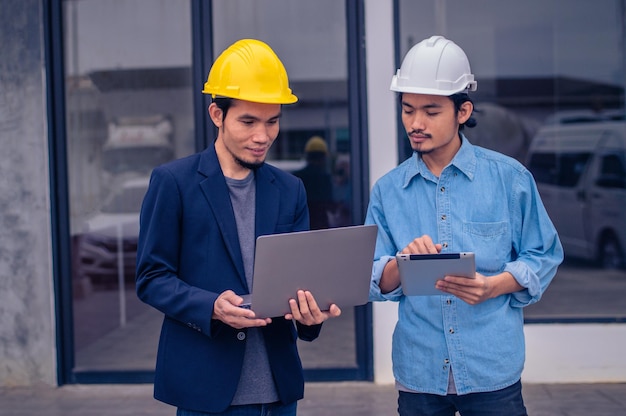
[225,172,279,405]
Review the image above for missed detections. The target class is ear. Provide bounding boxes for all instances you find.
[457,101,473,125]
[208,103,223,128]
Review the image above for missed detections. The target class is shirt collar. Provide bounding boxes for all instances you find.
[402,134,477,188]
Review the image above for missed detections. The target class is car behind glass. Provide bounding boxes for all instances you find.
[75,176,149,289]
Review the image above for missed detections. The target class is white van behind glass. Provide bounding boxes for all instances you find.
[102,115,174,176]
[526,120,626,269]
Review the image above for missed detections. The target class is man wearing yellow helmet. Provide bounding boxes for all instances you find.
[136,39,340,415]
[293,136,334,230]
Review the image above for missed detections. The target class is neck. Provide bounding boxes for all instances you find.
[420,133,462,177]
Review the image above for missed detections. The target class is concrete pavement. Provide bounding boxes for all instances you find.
[1,381,626,415]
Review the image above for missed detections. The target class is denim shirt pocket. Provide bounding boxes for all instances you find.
[462,221,510,273]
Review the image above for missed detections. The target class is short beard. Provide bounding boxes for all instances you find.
[235,157,264,171]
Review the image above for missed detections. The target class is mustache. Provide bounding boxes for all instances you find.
[407,129,431,138]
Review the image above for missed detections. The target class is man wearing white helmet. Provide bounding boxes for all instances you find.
[136,39,340,416]
[366,36,563,415]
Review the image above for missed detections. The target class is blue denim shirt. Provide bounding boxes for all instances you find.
[366,135,563,395]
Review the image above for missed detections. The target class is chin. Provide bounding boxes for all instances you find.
[237,158,265,170]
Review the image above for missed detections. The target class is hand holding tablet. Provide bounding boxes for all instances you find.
[396,252,476,296]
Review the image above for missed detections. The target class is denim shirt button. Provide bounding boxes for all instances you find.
[237,331,246,341]
[449,327,455,334]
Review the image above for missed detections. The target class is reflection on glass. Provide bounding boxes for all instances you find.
[64,0,193,371]
[293,136,335,230]
[399,0,626,319]
[212,0,357,370]
[101,115,174,175]
[527,123,626,269]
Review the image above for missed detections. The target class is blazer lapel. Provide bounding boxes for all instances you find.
[197,146,247,287]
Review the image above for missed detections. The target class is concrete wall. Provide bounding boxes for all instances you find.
[0,0,57,386]
[363,0,400,384]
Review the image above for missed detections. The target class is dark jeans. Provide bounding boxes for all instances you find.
[177,402,297,416]
[397,380,527,416]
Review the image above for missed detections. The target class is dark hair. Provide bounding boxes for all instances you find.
[449,93,477,130]
[213,97,234,121]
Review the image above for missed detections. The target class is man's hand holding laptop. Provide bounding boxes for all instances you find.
[285,290,341,326]
[213,289,341,330]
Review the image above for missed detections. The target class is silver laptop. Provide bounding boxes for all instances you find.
[241,224,378,318]
[396,252,475,296]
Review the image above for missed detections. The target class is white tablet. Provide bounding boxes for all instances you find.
[396,252,475,296]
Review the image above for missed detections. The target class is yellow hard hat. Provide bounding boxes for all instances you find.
[304,136,328,153]
[202,39,298,104]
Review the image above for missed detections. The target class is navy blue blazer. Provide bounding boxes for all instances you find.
[136,144,321,413]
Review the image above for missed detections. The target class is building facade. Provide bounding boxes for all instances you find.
[1,0,625,387]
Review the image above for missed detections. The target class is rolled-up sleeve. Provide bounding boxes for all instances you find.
[366,183,404,302]
[506,169,564,307]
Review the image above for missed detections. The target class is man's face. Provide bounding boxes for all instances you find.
[210,99,281,177]
[400,93,468,161]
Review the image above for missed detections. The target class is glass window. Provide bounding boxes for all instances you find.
[60,0,368,382]
[557,153,592,187]
[599,153,626,181]
[212,0,359,370]
[527,153,558,185]
[63,0,194,372]
[397,0,626,320]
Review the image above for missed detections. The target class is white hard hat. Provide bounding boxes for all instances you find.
[390,35,477,96]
